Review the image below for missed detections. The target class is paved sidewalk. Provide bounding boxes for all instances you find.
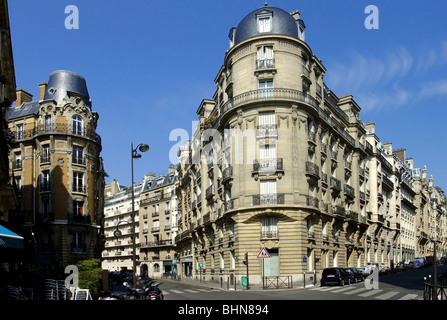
[157,276,316,292]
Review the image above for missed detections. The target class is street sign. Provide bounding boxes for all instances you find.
[257,247,271,258]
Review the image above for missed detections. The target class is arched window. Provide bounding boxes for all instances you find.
[72,115,83,135]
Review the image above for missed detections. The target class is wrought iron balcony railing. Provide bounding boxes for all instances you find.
[256,58,275,70]
[257,124,278,137]
[253,193,285,206]
[13,123,101,144]
[253,158,283,172]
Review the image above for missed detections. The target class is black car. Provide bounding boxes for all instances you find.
[345,267,364,283]
[321,267,350,286]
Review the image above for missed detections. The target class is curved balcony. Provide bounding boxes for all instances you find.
[219,88,319,119]
[14,123,101,144]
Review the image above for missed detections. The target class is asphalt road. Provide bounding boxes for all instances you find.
[107,264,446,301]
[159,264,447,301]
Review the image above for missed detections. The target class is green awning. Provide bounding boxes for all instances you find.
[0,225,24,249]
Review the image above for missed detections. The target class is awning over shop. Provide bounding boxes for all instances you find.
[0,224,24,249]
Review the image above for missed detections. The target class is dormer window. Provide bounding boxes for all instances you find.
[257,11,273,33]
[228,27,237,48]
[297,19,306,41]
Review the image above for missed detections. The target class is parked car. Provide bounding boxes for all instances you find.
[321,268,350,286]
[395,262,408,272]
[408,260,422,269]
[346,267,365,282]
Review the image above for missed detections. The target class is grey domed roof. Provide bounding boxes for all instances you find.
[43,70,91,108]
[232,6,299,45]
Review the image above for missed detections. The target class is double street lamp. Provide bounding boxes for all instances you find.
[114,142,149,288]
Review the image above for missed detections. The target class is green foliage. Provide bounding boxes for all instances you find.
[72,259,103,295]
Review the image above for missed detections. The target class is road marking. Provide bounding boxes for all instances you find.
[375,291,399,300]
[343,287,370,295]
[196,289,212,292]
[331,286,357,293]
[170,289,185,294]
[358,289,383,297]
[184,289,200,293]
[399,294,419,300]
[311,286,342,291]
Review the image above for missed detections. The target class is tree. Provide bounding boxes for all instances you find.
[74,259,103,295]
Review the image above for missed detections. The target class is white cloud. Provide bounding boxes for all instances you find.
[357,85,412,113]
[420,79,447,99]
[324,43,447,113]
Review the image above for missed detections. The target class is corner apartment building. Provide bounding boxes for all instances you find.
[7,70,105,267]
[173,4,446,285]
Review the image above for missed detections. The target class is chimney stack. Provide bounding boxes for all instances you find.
[290,10,301,20]
[393,149,406,163]
[39,82,47,101]
[15,88,33,108]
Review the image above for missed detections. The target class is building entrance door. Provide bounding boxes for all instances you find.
[262,249,279,276]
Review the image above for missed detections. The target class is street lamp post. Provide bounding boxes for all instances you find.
[130,142,149,287]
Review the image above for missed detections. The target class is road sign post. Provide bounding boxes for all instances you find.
[257,248,271,281]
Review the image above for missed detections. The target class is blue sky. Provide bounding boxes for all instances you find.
[8,0,447,191]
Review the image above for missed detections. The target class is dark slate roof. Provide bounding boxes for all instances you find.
[7,100,40,120]
[142,172,177,192]
[44,70,91,108]
[233,6,299,45]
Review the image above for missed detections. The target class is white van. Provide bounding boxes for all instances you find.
[414,258,426,267]
[409,260,422,269]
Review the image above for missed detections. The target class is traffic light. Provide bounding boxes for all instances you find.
[242,252,250,290]
[242,252,248,265]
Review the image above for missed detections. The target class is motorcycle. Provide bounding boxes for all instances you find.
[145,283,164,300]
[123,282,147,300]
[97,291,125,300]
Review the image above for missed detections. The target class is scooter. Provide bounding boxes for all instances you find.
[145,283,164,300]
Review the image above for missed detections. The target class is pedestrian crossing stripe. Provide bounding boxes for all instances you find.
[375,291,400,300]
[343,287,369,295]
[311,286,421,300]
[358,289,383,297]
[399,294,419,300]
[163,289,214,295]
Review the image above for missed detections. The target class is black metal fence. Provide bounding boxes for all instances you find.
[262,276,293,289]
[423,271,447,300]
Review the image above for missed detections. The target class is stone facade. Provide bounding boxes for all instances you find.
[7,71,105,266]
[172,5,446,285]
